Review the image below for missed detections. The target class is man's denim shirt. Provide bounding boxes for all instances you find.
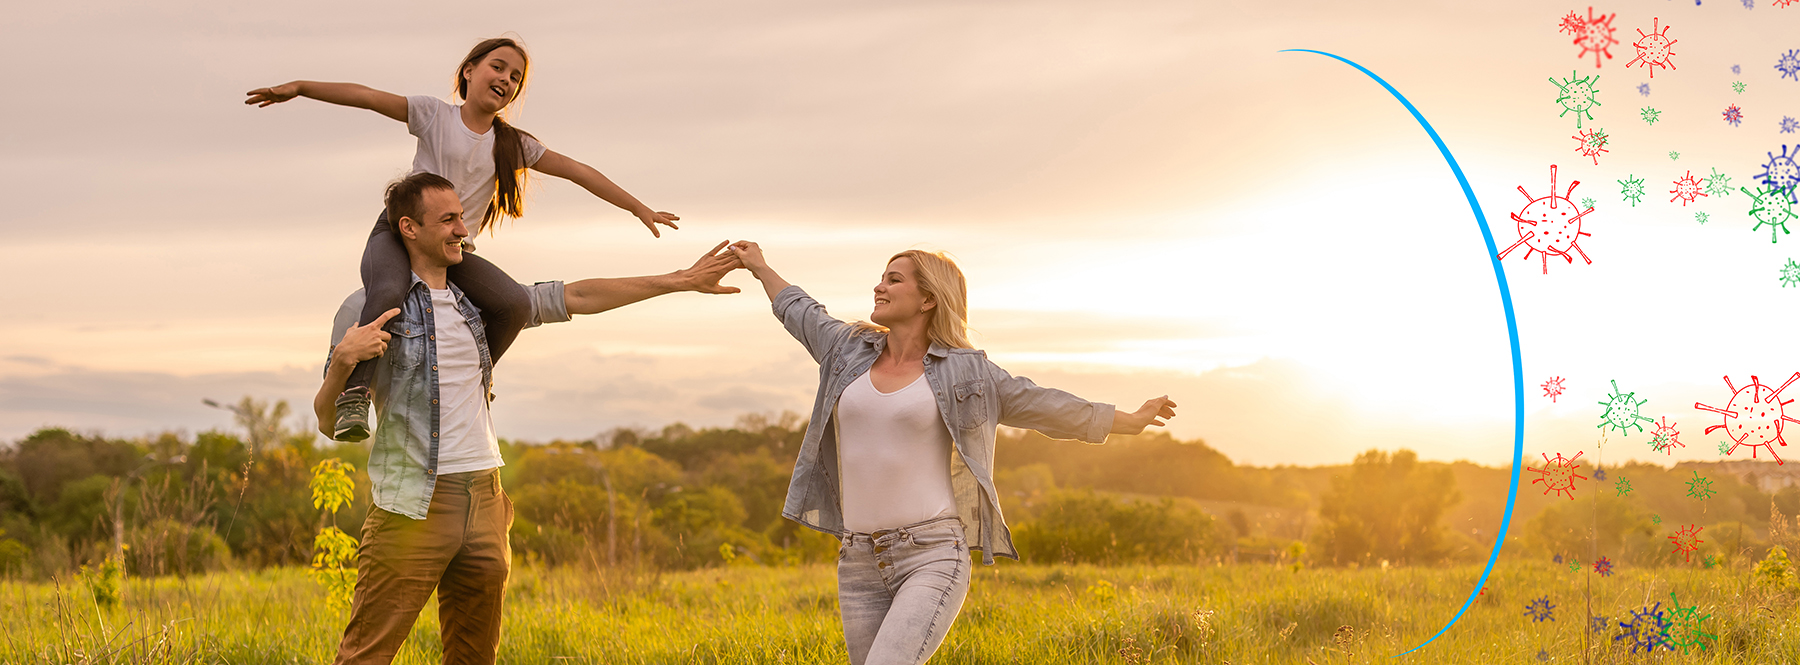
[772,285,1114,564]
[327,276,568,520]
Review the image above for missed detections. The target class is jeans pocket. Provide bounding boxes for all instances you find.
[908,529,964,551]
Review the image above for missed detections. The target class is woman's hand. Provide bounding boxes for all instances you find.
[727,241,791,301]
[1110,396,1178,435]
[637,210,680,238]
[244,82,301,107]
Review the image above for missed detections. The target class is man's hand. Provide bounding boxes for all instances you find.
[1110,396,1178,435]
[332,309,400,369]
[670,240,743,294]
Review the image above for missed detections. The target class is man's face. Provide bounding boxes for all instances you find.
[400,188,467,267]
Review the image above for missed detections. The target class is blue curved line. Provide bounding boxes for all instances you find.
[1276,49,1525,658]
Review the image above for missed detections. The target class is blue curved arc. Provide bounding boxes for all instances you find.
[1276,49,1525,658]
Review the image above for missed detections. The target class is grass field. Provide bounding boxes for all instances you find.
[3,561,1795,664]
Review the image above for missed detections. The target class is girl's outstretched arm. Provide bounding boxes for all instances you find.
[245,81,408,123]
[531,150,680,238]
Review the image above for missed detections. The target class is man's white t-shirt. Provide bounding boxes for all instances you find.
[406,96,548,235]
[429,287,503,474]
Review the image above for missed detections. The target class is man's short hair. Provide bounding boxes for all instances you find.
[385,172,457,227]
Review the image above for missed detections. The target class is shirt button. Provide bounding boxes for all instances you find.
[429,335,435,340]
[431,365,438,371]
[432,432,439,437]
[405,328,411,334]
[426,308,433,313]
[432,399,438,404]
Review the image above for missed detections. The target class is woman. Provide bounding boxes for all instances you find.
[727,241,1177,665]
[245,36,680,441]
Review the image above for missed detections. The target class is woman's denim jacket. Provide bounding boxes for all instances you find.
[772,285,1114,564]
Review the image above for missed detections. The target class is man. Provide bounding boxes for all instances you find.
[314,172,739,664]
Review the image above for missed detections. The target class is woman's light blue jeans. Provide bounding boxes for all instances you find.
[837,516,971,665]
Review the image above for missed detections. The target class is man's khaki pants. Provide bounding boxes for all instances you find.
[332,469,513,665]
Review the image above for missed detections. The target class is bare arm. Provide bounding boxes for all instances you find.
[531,150,680,238]
[726,241,793,302]
[314,309,399,437]
[245,81,408,123]
[564,241,742,315]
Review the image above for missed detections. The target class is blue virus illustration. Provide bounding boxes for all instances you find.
[1783,116,1798,134]
[1551,70,1602,128]
[1599,379,1654,435]
[1595,555,1615,577]
[1778,49,1800,82]
[1724,104,1745,127]
[1742,184,1798,242]
[1594,467,1607,481]
[1756,145,1800,203]
[1524,596,1557,622]
[1637,82,1650,96]
[1616,602,1673,654]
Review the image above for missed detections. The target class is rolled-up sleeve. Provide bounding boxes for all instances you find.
[991,362,1114,444]
[772,285,856,365]
[524,281,568,329]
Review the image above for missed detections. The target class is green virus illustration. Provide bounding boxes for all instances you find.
[1651,416,1683,454]
[1734,80,1747,94]
[1615,476,1634,497]
[1642,106,1661,125]
[1569,559,1582,572]
[1740,184,1797,243]
[1620,174,1647,206]
[1599,379,1654,436]
[1581,197,1597,209]
[1551,70,1602,128]
[1781,258,1800,287]
[1671,151,1681,161]
[1704,168,1733,198]
[1664,592,1716,654]
[1718,441,1730,456]
[1703,554,1718,569]
[1529,450,1588,500]
[1697,211,1710,225]
[1685,470,1715,500]
[1653,514,1663,525]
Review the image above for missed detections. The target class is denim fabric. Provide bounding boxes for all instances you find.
[837,516,970,665]
[772,285,1115,564]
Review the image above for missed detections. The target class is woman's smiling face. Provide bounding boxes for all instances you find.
[872,256,934,327]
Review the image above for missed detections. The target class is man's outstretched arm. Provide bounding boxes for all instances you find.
[563,240,742,315]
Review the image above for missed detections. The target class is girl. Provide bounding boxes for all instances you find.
[727,240,1178,665]
[247,37,678,441]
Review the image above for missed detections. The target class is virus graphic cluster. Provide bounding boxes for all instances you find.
[1620,174,1647,206]
[1653,514,1663,525]
[1671,151,1681,161]
[1664,592,1717,655]
[1542,376,1567,402]
[1782,258,1800,287]
[1626,18,1678,78]
[1704,168,1733,199]
[1668,524,1705,563]
[1637,82,1650,97]
[1756,145,1800,202]
[1742,184,1797,243]
[1599,379,1654,435]
[1594,467,1608,481]
[1501,166,1595,274]
[1616,602,1673,654]
[1573,128,1609,165]
[1670,170,1708,206]
[1695,373,1800,465]
[1651,416,1683,454]
[1580,196,1596,209]
[1784,116,1799,134]
[1561,7,1619,68]
[1685,470,1715,500]
[1590,615,1609,633]
[1778,49,1800,81]
[1524,596,1556,622]
[1530,451,1588,500]
[1594,555,1615,577]
[1733,81,1747,94]
[1697,211,1711,225]
[1550,70,1602,128]
[1723,104,1745,127]
[1615,476,1634,497]
[1641,106,1661,125]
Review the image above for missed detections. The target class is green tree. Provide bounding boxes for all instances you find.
[1313,449,1461,566]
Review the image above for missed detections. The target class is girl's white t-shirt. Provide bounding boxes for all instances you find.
[833,371,958,533]
[428,288,503,475]
[406,96,548,235]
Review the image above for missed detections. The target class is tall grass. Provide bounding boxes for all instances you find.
[2,561,1793,663]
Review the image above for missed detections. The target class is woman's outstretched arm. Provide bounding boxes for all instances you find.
[244,81,408,123]
[531,150,680,238]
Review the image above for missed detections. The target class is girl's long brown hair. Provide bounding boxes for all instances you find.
[453,37,537,233]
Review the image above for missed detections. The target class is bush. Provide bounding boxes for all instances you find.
[126,519,232,576]
[1012,489,1223,565]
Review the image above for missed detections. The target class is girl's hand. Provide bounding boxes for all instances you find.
[1111,396,1178,435]
[727,241,771,275]
[638,210,680,238]
[245,82,301,107]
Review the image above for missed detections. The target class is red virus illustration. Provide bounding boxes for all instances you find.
[1650,416,1683,454]
[1529,451,1588,500]
[1626,17,1678,78]
[1572,128,1609,165]
[1561,7,1620,68]
[1594,555,1615,577]
[1543,376,1567,402]
[1694,373,1800,465]
[1667,524,1704,563]
[1500,165,1595,275]
[1723,104,1745,128]
[1670,170,1708,206]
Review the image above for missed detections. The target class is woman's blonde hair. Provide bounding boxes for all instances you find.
[856,249,974,350]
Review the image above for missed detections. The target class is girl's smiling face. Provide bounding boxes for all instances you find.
[461,45,526,115]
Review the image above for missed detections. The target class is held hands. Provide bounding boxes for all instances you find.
[638,210,680,238]
[244,82,301,107]
[333,309,400,368]
[726,240,770,276]
[674,241,744,295]
[1111,396,1178,435]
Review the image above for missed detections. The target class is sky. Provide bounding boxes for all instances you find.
[2,0,1798,468]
